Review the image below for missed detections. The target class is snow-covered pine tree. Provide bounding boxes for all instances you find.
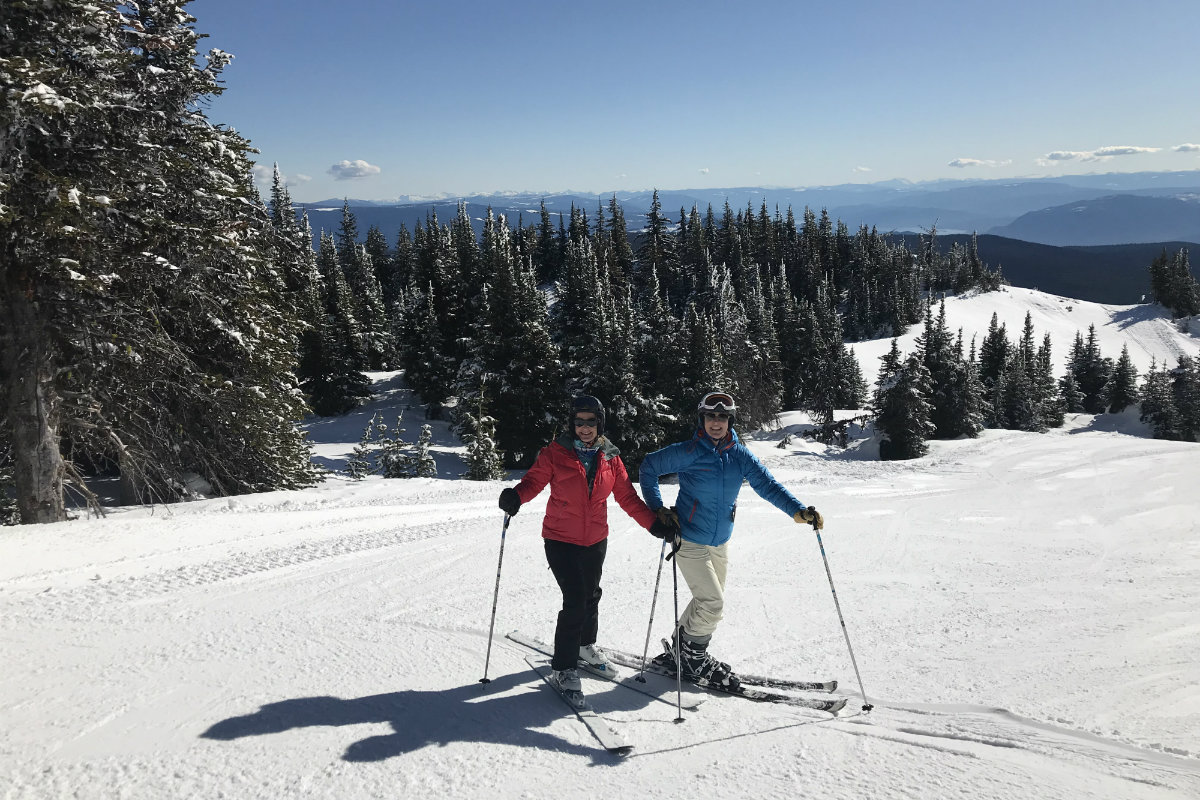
[307,233,372,415]
[978,312,1011,412]
[1139,359,1180,439]
[1071,325,1112,414]
[607,194,635,286]
[376,414,416,478]
[1057,370,1086,415]
[1169,355,1200,441]
[346,413,382,480]
[473,212,562,467]
[2,1,319,520]
[1105,344,1139,413]
[399,280,454,415]
[413,424,437,478]
[336,204,392,368]
[915,302,961,438]
[1,0,131,520]
[874,352,935,460]
[1149,248,1200,318]
[461,401,507,481]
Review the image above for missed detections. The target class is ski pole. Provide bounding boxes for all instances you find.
[670,542,684,723]
[635,537,669,683]
[808,507,874,712]
[479,513,511,685]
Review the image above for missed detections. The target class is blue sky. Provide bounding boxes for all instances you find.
[190,0,1200,202]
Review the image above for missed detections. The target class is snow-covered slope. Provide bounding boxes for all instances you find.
[3,287,1199,798]
[3,403,1200,797]
[850,286,1200,389]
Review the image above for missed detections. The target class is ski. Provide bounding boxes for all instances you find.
[524,655,632,756]
[602,643,838,694]
[506,630,704,710]
[601,641,847,714]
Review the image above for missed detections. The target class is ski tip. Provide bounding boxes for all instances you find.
[829,698,849,715]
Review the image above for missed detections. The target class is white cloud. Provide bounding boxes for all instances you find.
[1039,145,1159,165]
[251,164,312,187]
[1043,150,1091,161]
[948,158,1012,168]
[328,159,382,180]
[1174,143,1200,152]
[698,167,710,175]
[852,165,872,173]
[1092,145,1160,157]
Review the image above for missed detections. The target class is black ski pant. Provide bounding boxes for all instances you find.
[544,537,607,671]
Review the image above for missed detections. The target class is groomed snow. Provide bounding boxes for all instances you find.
[2,290,1199,800]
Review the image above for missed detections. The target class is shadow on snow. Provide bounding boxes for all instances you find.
[200,669,629,764]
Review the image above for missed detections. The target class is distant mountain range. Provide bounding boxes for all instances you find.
[990,194,1200,246]
[297,170,1200,304]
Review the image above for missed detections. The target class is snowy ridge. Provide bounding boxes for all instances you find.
[850,285,1200,390]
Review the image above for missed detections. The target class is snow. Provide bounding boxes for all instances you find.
[2,291,1199,799]
[849,286,1200,389]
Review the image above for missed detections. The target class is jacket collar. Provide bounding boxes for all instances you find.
[692,427,739,453]
[555,431,620,458]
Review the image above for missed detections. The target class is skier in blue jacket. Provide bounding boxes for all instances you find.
[639,391,823,688]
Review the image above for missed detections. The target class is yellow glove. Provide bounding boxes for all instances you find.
[794,507,823,530]
[655,506,679,528]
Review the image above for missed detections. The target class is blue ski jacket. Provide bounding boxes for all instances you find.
[638,428,806,547]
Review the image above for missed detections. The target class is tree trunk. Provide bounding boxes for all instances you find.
[2,286,66,524]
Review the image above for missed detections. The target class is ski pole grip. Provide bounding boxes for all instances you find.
[806,505,818,529]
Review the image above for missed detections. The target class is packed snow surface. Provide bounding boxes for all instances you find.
[2,290,1199,799]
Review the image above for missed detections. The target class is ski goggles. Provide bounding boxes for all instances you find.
[698,392,736,414]
[573,417,600,428]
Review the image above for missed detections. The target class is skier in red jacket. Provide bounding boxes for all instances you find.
[498,395,677,700]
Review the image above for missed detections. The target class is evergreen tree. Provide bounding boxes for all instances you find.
[1139,359,1180,439]
[473,213,562,467]
[2,1,320,520]
[412,424,438,478]
[978,312,1011,416]
[1105,344,1139,413]
[347,413,383,479]
[915,302,960,437]
[336,206,392,368]
[1149,248,1200,317]
[1072,325,1112,414]
[1057,370,1086,415]
[307,234,372,415]
[462,409,507,481]
[874,353,935,460]
[1169,355,1200,440]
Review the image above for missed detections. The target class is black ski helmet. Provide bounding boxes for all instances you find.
[570,395,605,435]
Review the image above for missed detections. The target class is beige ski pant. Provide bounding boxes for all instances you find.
[675,540,730,640]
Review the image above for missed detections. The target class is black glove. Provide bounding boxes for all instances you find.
[649,519,676,539]
[498,487,521,517]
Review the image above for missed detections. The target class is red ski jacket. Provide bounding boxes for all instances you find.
[514,433,658,546]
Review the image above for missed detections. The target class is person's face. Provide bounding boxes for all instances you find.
[703,411,730,440]
[573,413,599,444]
